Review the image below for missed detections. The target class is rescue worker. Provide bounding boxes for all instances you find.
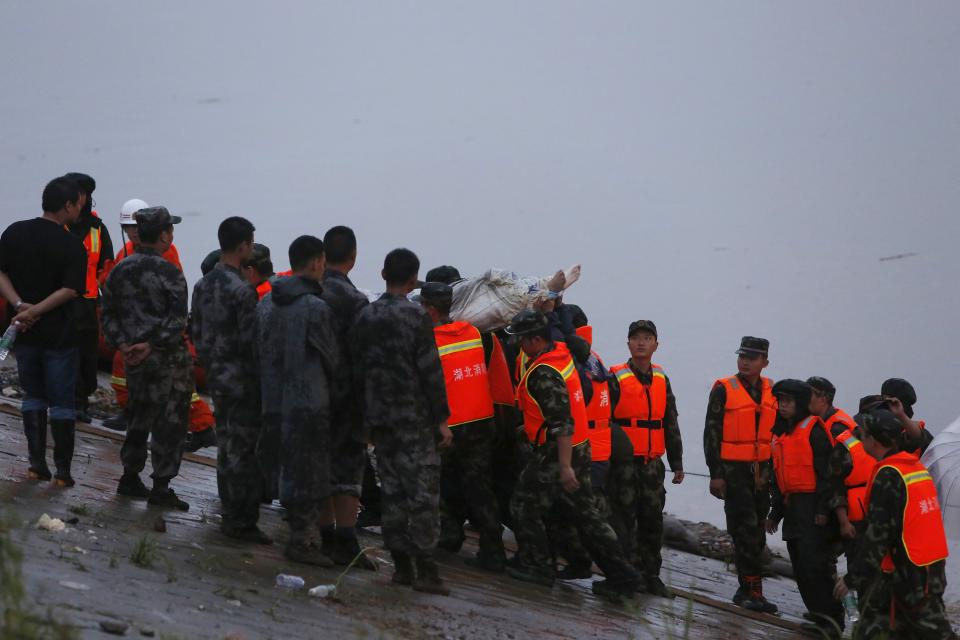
[104,198,217,450]
[256,235,343,566]
[766,379,843,636]
[201,244,274,300]
[607,320,684,597]
[419,282,507,572]
[704,336,778,612]
[190,217,271,545]
[835,409,956,639]
[317,226,375,570]
[505,310,639,603]
[352,248,452,595]
[101,207,192,511]
[881,378,934,456]
[64,172,113,425]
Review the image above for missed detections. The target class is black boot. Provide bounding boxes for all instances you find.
[50,419,76,487]
[22,410,51,480]
[390,551,414,586]
[413,556,450,596]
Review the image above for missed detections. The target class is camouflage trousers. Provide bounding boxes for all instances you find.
[608,455,667,577]
[121,347,192,485]
[439,419,505,560]
[374,432,441,557]
[510,440,637,586]
[212,392,263,530]
[721,461,770,579]
[546,460,612,571]
[855,577,958,640]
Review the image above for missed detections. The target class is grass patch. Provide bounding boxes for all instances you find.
[130,535,160,569]
[66,505,89,517]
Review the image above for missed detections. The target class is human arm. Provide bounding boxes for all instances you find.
[704,382,727,497]
[664,375,684,481]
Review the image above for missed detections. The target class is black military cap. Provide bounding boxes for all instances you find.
[772,379,812,405]
[419,281,453,307]
[736,336,769,356]
[135,206,181,234]
[881,378,917,407]
[628,320,658,339]
[806,376,836,396]
[504,310,550,336]
[857,408,902,442]
[425,265,462,285]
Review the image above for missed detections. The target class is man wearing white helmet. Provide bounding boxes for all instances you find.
[114,199,183,269]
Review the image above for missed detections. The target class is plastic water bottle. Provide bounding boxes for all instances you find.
[307,584,336,598]
[842,592,859,624]
[0,322,19,361]
[275,574,305,589]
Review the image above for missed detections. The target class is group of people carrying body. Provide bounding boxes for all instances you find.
[1,175,954,639]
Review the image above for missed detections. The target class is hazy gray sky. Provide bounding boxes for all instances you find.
[2,2,958,474]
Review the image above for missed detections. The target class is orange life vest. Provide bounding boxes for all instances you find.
[865,452,949,572]
[515,350,531,385]
[275,269,293,277]
[516,343,589,447]
[823,408,857,446]
[115,240,184,272]
[835,429,876,522]
[434,321,494,427]
[574,325,593,345]
[255,280,272,300]
[584,351,611,462]
[772,415,823,496]
[717,375,777,462]
[81,214,103,299]
[610,362,667,460]
[486,333,516,406]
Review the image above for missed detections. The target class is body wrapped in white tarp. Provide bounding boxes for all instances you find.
[921,415,960,541]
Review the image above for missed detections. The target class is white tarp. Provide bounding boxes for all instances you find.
[921,415,960,540]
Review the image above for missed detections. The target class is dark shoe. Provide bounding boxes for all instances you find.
[356,508,381,529]
[646,576,675,599]
[413,557,450,596]
[102,414,127,432]
[556,562,593,580]
[391,551,414,586]
[592,579,637,604]
[221,525,273,545]
[739,576,778,614]
[117,473,150,499]
[50,419,75,488]
[23,410,51,480]
[148,487,190,511]
[285,542,334,567]
[332,532,377,571]
[732,585,750,607]
[507,565,555,587]
[183,427,217,453]
[464,552,506,574]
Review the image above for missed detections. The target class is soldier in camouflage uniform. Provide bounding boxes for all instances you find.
[419,282,506,572]
[505,311,639,603]
[256,235,344,566]
[190,217,271,544]
[100,207,193,511]
[836,409,957,640]
[352,248,452,595]
[317,225,375,569]
[606,320,684,597]
[703,336,778,613]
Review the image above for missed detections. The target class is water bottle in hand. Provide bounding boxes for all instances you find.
[275,574,305,589]
[842,592,859,623]
[0,322,19,361]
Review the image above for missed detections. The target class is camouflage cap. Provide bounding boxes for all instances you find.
[806,376,836,396]
[504,310,550,336]
[856,408,902,442]
[419,281,453,308]
[628,320,658,339]
[858,394,887,413]
[245,243,274,275]
[425,265,462,285]
[135,206,181,235]
[736,336,769,356]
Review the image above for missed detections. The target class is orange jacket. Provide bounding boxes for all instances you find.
[434,321,495,427]
[823,408,857,445]
[611,362,667,460]
[516,343,589,447]
[772,415,823,495]
[80,216,103,299]
[255,280,272,300]
[865,452,949,572]
[583,352,612,462]
[110,240,183,274]
[835,429,876,522]
[717,376,777,462]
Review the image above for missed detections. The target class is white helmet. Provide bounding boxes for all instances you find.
[119,198,149,225]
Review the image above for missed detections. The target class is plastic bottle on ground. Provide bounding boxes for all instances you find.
[275,574,305,589]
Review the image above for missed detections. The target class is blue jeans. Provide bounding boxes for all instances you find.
[14,344,78,420]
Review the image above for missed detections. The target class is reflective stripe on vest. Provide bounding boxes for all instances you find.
[584,351,611,462]
[718,376,777,462]
[836,429,876,522]
[516,343,589,447]
[823,408,857,446]
[82,224,102,299]
[865,452,949,572]
[610,362,667,460]
[772,415,822,496]
[435,321,494,427]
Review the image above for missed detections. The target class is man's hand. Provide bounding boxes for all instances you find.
[124,342,152,367]
[560,464,579,494]
[672,470,685,485]
[839,520,857,540]
[765,518,779,534]
[833,576,849,601]
[709,478,726,499]
[11,305,38,330]
[438,422,453,449]
[885,396,908,421]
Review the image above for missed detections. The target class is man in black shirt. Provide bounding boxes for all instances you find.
[0,176,87,486]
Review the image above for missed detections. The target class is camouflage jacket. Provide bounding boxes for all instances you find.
[845,451,948,607]
[703,375,772,481]
[321,269,369,438]
[523,344,575,442]
[101,246,188,351]
[608,360,683,471]
[351,292,449,448]
[190,263,259,398]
